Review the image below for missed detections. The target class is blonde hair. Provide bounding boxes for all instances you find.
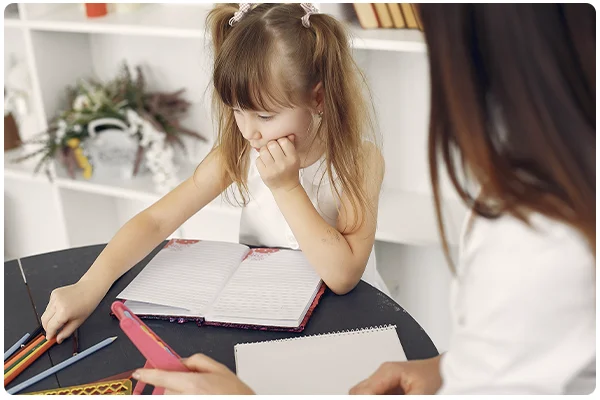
[207,3,379,233]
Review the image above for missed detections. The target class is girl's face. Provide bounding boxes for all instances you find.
[232,83,324,156]
[233,106,316,155]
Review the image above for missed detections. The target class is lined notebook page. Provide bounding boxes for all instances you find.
[117,241,249,314]
[207,249,321,322]
[235,325,407,395]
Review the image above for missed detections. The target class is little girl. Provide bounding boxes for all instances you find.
[42,3,389,343]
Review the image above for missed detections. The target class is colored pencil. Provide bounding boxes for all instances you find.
[4,340,45,375]
[4,333,30,361]
[23,326,43,346]
[4,335,44,370]
[7,336,118,395]
[4,338,56,386]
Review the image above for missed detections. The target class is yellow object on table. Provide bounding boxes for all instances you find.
[24,378,132,395]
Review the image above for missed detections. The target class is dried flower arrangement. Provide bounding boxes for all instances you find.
[14,63,206,193]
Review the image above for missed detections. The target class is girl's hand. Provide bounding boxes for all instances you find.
[41,279,107,343]
[133,353,255,395]
[349,355,443,395]
[256,135,301,193]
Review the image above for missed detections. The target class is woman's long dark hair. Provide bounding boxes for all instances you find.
[418,4,595,267]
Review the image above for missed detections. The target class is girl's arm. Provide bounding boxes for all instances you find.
[43,148,231,341]
[267,141,384,295]
[80,148,232,288]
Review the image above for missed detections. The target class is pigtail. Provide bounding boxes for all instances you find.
[206,3,238,54]
[309,14,378,233]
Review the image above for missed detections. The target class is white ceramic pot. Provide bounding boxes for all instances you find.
[86,118,139,180]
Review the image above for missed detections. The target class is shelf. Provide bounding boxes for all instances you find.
[4,148,51,184]
[4,18,24,29]
[20,3,426,53]
[53,161,193,204]
[53,163,242,217]
[349,26,426,53]
[25,4,210,38]
[5,149,465,246]
[4,147,239,215]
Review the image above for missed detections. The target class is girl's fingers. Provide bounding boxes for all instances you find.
[41,306,56,335]
[267,141,286,163]
[259,146,274,165]
[277,137,297,159]
[56,319,80,344]
[255,156,266,175]
[45,312,68,342]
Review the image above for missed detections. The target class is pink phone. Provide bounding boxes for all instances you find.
[111,301,190,395]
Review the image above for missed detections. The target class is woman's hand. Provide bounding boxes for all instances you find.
[41,279,108,343]
[256,135,301,193]
[133,353,255,395]
[349,355,443,395]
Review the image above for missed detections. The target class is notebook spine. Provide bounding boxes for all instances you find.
[235,325,397,348]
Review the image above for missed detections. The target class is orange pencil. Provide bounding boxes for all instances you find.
[4,338,56,386]
[4,335,44,369]
[4,341,45,375]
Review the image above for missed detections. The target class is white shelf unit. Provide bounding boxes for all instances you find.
[3,2,465,258]
[4,2,461,352]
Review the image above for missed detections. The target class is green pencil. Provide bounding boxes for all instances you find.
[4,339,46,375]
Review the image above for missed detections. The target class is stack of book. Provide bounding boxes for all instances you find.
[353,3,423,30]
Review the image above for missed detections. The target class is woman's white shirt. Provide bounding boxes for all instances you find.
[438,212,596,394]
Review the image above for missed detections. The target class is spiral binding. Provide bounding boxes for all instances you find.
[234,324,397,349]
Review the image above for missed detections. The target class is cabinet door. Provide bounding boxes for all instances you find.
[5,178,69,259]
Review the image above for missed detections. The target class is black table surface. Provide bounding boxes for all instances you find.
[4,260,58,392]
[6,242,438,393]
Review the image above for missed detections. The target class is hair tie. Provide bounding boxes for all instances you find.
[300,3,319,28]
[229,3,253,27]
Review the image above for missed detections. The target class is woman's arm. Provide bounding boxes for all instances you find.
[264,140,384,294]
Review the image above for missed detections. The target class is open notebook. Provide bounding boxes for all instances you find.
[235,325,407,394]
[117,239,324,331]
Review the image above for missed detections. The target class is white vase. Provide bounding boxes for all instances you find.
[86,120,139,180]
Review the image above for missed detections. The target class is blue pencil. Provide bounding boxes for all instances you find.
[7,336,117,395]
[4,333,30,361]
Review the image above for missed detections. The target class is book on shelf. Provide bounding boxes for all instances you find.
[353,3,380,29]
[116,239,325,332]
[373,3,394,28]
[400,3,420,29]
[387,4,407,29]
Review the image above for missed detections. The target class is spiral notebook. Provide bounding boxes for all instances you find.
[234,325,407,394]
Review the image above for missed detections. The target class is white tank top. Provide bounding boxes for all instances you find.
[239,149,389,295]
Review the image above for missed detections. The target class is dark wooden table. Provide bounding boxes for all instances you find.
[5,242,438,393]
[4,260,58,392]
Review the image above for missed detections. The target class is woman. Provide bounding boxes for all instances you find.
[134,4,596,394]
